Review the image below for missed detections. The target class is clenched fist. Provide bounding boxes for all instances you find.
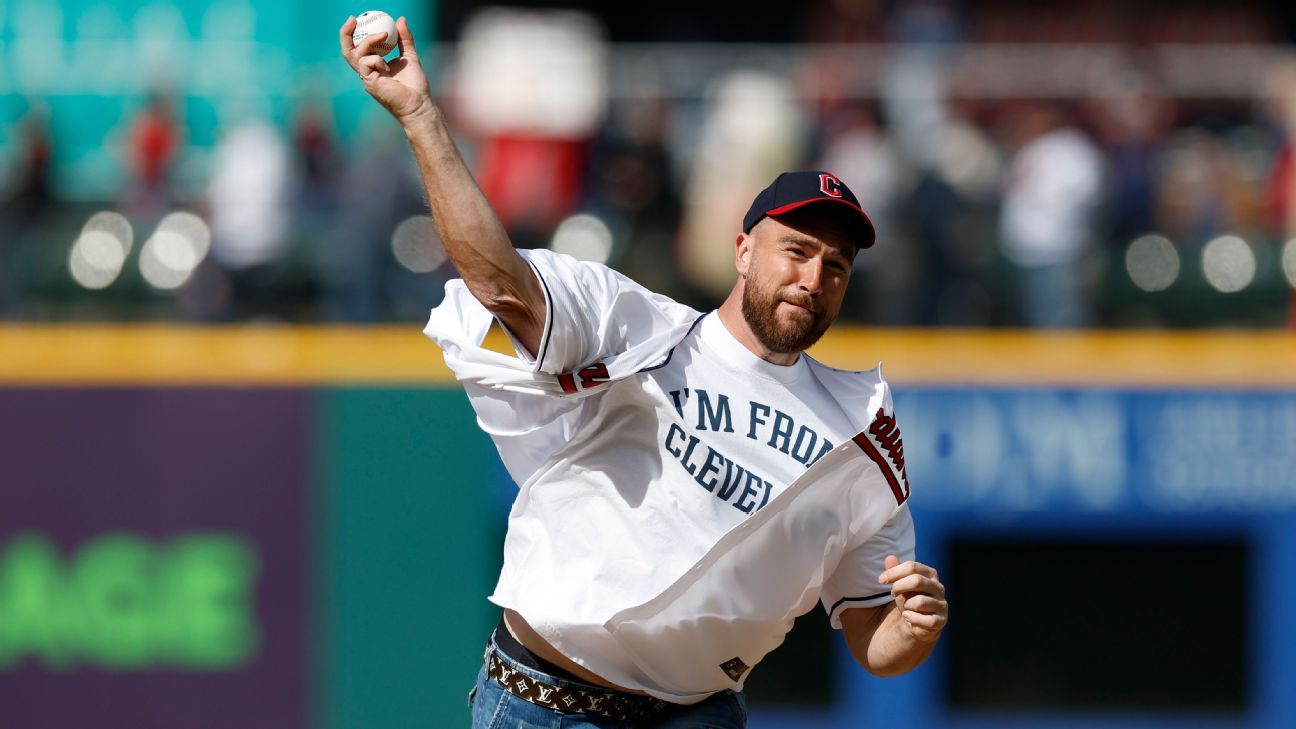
[879,555,948,643]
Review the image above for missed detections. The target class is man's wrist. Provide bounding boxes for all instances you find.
[399,100,442,136]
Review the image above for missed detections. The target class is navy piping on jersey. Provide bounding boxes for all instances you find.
[637,311,709,374]
[530,260,556,372]
[829,592,893,617]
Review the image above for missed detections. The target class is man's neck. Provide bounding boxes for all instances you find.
[716,292,800,367]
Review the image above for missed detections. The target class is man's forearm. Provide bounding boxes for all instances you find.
[340,15,544,352]
[401,108,545,354]
[849,604,938,678]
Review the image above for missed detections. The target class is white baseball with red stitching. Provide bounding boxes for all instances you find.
[353,10,397,56]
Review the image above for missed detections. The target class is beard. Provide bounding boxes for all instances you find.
[740,274,835,355]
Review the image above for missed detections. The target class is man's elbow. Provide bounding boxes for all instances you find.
[462,258,543,318]
[843,629,935,678]
[859,659,915,679]
[465,273,536,317]
[468,280,546,357]
[851,640,936,678]
[846,644,905,678]
[472,283,529,317]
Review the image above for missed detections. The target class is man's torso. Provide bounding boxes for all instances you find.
[491,313,858,692]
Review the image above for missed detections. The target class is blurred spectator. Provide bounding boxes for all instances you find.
[1264,56,1296,326]
[816,108,905,233]
[290,98,344,314]
[5,104,55,214]
[999,102,1104,328]
[202,104,293,320]
[293,100,343,218]
[680,71,805,304]
[891,113,1004,327]
[0,103,55,316]
[586,95,685,299]
[814,104,915,323]
[323,113,426,322]
[878,8,1010,325]
[122,91,182,218]
[1266,58,1296,237]
[1090,77,1174,249]
[455,9,608,249]
[880,45,1003,326]
[1156,129,1233,243]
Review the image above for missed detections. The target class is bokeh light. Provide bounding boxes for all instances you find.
[1124,234,1179,292]
[1200,235,1255,294]
[139,212,212,291]
[390,216,447,273]
[68,211,133,290]
[550,214,613,264]
[1282,238,1296,290]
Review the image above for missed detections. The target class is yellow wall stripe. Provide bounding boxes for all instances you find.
[0,326,450,386]
[0,325,1292,387]
[806,329,1296,387]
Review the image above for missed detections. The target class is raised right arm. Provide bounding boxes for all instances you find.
[339,15,546,356]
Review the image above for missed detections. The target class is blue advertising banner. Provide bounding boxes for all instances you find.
[897,388,1296,515]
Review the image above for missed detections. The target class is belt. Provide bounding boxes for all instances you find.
[486,648,669,721]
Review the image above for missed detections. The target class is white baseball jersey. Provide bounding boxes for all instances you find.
[424,248,915,703]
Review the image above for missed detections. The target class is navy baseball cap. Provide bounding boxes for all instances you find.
[742,171,876,250]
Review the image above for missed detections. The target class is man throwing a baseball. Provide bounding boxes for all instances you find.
[341,16,948,728]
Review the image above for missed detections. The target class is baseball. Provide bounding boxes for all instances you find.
[353,10,398,56]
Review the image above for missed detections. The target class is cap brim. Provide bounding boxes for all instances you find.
[765,197,877,250]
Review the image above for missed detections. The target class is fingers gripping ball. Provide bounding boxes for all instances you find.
[353,10,398,56]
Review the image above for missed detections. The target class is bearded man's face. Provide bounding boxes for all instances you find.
[740,213,855,355]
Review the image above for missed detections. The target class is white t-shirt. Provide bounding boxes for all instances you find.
[423,249,915,702]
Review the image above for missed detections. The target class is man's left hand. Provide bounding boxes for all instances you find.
[879,555,948,643]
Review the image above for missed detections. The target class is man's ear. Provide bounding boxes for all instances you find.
[735,233,752,277]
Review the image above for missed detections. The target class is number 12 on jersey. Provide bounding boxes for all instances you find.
[556,362,611,394]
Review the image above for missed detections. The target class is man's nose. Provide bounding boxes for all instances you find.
[798,258,825,295]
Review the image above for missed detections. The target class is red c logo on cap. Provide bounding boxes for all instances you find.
[819,173,843,198]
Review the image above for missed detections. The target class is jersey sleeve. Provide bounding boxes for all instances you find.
[500,248,693,375]
[820,504,916,629]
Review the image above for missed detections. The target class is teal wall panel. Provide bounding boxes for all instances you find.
[318,387,496,729]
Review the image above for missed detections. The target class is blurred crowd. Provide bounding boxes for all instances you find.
[2,0,1296,328]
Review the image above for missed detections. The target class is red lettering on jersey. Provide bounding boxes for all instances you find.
[852,407,911,505]
[577,363,610,388]
[556,362,611,394]
[819,173,844,198]
[557,373,578,393]
[868,408,908,479]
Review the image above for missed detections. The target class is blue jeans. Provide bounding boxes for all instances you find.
[468,638,748,728]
